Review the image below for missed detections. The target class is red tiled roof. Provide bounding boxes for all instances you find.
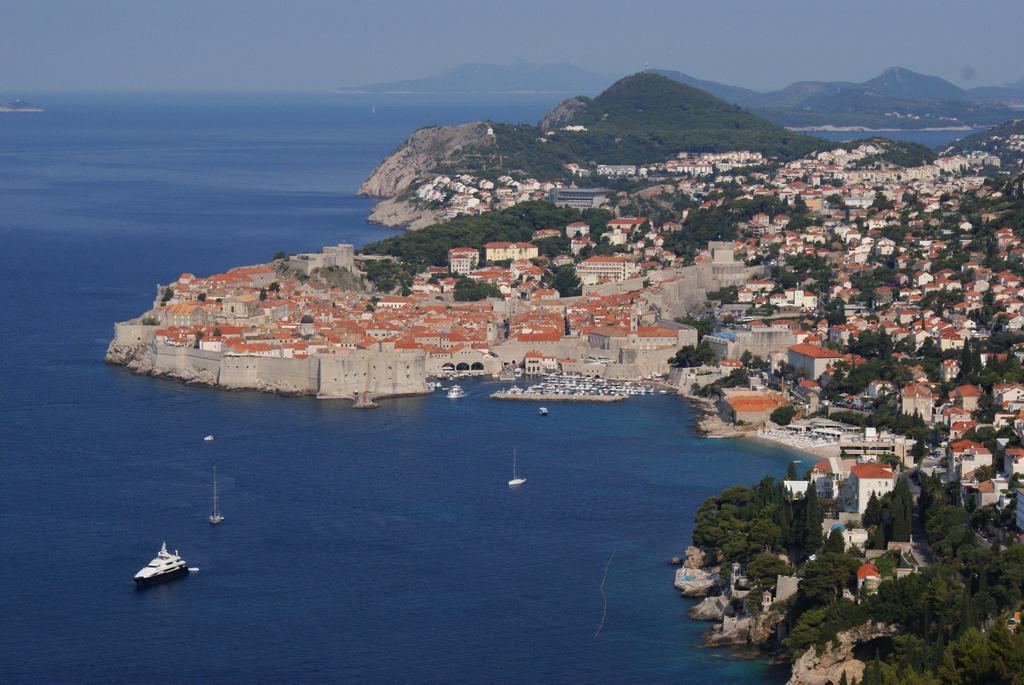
[788,343,842,359]
[851,463,894,480]
[857,562,881,580]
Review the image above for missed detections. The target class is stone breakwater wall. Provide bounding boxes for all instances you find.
[105,324,430,401]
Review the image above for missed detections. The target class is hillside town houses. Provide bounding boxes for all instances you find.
[133,136,1024,534]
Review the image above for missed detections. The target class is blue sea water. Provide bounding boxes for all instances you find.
[0,93,807,683]
[812,128,979,148]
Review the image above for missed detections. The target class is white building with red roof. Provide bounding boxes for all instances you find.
[842,462,896,514]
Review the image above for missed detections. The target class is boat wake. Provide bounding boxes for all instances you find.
[593,550,616,638]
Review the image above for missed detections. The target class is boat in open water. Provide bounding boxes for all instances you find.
[133,542,189,586]
[508,448,526,487]
[209,467,224,525]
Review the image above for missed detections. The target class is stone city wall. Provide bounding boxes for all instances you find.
[318,349,430,399]
[114,333,429,401]
[113,321,158,346]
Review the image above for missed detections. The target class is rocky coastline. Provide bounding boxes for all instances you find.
[104,341,314,397]
[365,196,444,231]
[684,395,753,438]
[673,542,897,683]
[785,623,900,685]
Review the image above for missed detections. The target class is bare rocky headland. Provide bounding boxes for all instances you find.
[357,122,492,230]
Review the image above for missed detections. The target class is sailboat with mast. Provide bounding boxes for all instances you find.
[209,466,224,524]
[508,448,526,487]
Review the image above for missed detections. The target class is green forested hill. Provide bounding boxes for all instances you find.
[440,73,828,179]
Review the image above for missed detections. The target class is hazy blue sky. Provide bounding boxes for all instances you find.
[2,0,1022,92]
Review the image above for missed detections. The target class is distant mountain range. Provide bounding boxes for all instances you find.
[342,62,1024,130]
[651,66,1022,130]
[338,61,612,95]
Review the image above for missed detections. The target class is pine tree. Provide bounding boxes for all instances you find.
[971,344,983,378]
[869,524,887,550]
[893,499,911,541]
[861,650,883,685]
[959,585,977,634]
[803,484,824,553]
[824,527,846,554]
[890,480,913,543]
[864,492,882,528]
[987,617,1022,678]
[959,339,970,375]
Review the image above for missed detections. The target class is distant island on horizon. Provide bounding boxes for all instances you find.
[0,99,43,113]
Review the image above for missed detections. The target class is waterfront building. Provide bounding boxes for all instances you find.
[718,389,785,425]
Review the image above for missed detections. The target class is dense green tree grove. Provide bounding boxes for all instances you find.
[363,202,611,270]
[693,469,1024,682]
[453,278,502,301]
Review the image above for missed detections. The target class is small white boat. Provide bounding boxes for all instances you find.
[446,384,466,399]
[539,407,549,416]
[508,448,526,487]
[203,435,215,442]
[209,466,224,525]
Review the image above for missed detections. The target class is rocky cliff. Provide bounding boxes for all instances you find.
[703,608,786,648]
[538,96,589,130]
[366,197,444,231]
[357,122,492,229]
[786,622,900,685]
[673,545,723,597]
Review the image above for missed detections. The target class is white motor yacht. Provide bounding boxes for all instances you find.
[133,542,189,586]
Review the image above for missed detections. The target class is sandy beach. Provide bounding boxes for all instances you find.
[747,432,842,459]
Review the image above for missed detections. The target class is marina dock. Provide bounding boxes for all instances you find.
[490,391,627,403]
